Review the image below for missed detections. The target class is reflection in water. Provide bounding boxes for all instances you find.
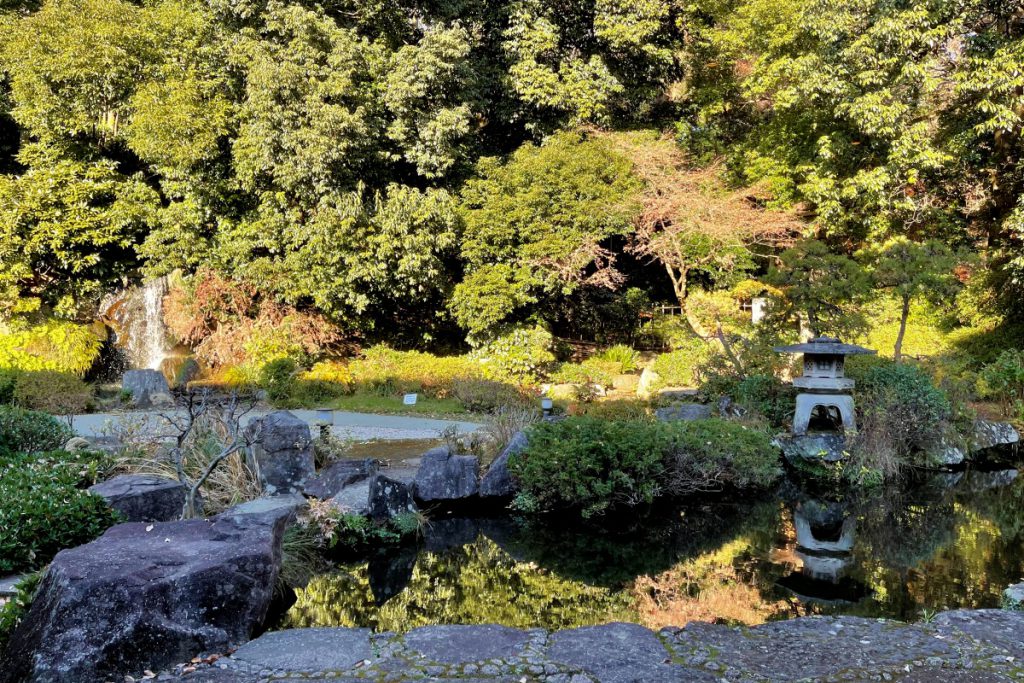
[280,469,1024,632]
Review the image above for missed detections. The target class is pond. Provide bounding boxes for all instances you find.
[277,468,1024,632]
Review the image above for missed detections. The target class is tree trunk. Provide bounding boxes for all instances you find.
[894,294,911,363]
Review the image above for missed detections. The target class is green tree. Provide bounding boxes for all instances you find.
[452,132,641,336]
[766,239,873,339]
[862,237,960,362]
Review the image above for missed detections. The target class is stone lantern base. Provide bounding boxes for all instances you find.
[793,393,856,435]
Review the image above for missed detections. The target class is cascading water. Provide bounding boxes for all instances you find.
[99,277,172,370]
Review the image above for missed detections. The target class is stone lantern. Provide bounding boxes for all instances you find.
[774,337,876,435]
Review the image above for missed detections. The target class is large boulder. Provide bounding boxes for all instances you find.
[328,474,417,521]
[218,493,308,528]
[774,433,847,464]
[246,411,316,495]
[303,458,377,499]
[413,446,479,502]
[0,514,287,683]
[88,474,187,522]
[479,431,527,498]
[122,369,173,408]
[970,420,1020,453]
[368,474,418,520]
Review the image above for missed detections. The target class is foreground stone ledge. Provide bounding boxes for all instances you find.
[165,610,1024,683]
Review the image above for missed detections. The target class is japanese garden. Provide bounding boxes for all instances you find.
[1,0,1024,680]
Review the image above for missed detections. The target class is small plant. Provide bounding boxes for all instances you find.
[119,389,133,404]
[0,571,42,652]
[978,349,1024,421]
[591,344,640,373]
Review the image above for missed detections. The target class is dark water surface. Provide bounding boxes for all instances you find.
[280,468,1024,632]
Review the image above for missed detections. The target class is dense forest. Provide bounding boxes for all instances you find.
[0,0,1022,356]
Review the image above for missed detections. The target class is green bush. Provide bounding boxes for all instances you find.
[591,344,640,373]
[666,419,782,494]
[349,346,483,397]
[0,405,73,456]
[451,378,528,413]
[470,326,556,384]
[0,450,120,573]
[259,357,299,404]
[855,362,952,457]
[548,361,614,387]
[978,349,1024,420]
[10,370,92,414]
[0,370,16,404]
[701,373,794,429]
[510,417,668,518]
[651,337,713,387]
[510,416,780,518]
[0,320,103,376]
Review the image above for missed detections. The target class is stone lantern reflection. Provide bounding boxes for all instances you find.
[774,337,876,435]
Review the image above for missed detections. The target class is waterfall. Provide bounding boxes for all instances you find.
[100,277,172,371]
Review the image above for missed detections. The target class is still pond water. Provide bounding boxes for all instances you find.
[279,468,1024,632]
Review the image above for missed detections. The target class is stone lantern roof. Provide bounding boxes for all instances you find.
[773,336,876,356]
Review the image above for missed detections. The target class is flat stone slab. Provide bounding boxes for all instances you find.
[218,494,307,528]
[654,403,712,422]
[304,459,377,499]
[932,609,1024,659]
[546,622,708,683]
[230,628,372,673]
[89,474,187,522]
[666,616,958,680]
[403,624,532,664]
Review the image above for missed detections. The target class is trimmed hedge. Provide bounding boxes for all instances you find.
[0,405,73,457]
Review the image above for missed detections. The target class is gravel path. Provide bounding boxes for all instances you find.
[69,409,482,442]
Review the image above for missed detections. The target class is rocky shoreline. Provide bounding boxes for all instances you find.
[160,611,1024,682]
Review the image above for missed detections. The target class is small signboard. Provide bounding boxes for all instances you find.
[403,393,418,406]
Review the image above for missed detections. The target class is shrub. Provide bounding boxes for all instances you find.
[0,450,120,573]
[0,405,73,456]
[591,344,640,373]
[549,361,614,387]
[510,417,670,518]
[854,362,952,459]
[0,320,103,376]
[299,361,355,395]
[0,369,16,404]
[568,399,651,420]
[665,419,782,495]
[349,346,483,397]
[470,325,555,384]
[10,370,92,414]
[703,374,794,429]
[651,338,713,388]
[259,357,299,404]
[509,417,781,518]
[978,349,1024,420]
[452,378,528,413]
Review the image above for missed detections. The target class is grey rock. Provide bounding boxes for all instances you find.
[368,473,417,520]
[414,446,479,501]
[669,615,957,680]
[970,420,1020,453]
[122,369,173,408]
[546,622,706,683]
[775,433,847,463]
[329,479,371,516]
[304,458,377,499]
[230,628,372,673]
[479,431,527,498]
[403,624,531,664]
[1003,582,1024,610]
[245,411,315,495]
[932,609,1024,659]
[0,514,287,683]
[654,403,711,422]
[218,493,308,528]
[89,474,187,522]
[961,469,1018,492]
